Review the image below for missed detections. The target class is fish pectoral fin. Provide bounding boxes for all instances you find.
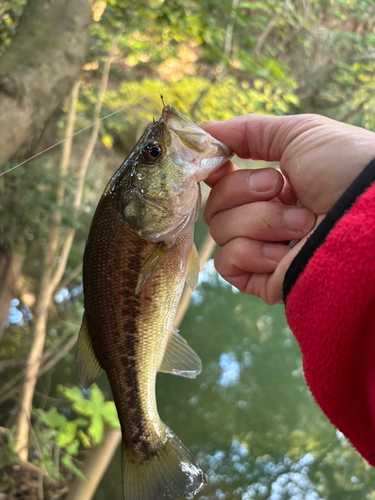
[76,313,103,389]
[159,327,202,379]
[185,242,200,291]
[135,243,170,295]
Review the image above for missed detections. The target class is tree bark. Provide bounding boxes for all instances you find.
[0,0,91,168]
[0,246,24,339]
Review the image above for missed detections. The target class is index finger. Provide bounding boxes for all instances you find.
[200,114,324,162]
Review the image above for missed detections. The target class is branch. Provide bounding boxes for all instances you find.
[224,0,240,57]
[340,100,367,123]
[175,232,216,328]
[57,263,82,292]
[37,335,77,377]
[189,76,218,123]
[0,334,77,405]
[254,13,281,56]
[49,33,121,296]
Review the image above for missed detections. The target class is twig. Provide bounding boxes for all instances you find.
[38,335,77,377]
[189,74,220,122]
[57,263,82,292]
[254,13,281,55]
[224,0,239,57]
[340,100,367,123]
[0,334,77,405]
[16,460,58,485]
[174,232,216,328]
[48,33,120,296]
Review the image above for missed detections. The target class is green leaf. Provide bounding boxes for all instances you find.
[88,413,104,445]
[74,417,89,428]
[91,384,105,407]
[101,402,120,429]
[101,134,114,149]
[66,439,80,456]
[36,408,67,430]
[56,422,77,447]
[77,429,91,449]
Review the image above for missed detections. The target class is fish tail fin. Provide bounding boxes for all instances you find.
[121,427,206,500]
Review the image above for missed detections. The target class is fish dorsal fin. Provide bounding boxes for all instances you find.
[185,242,200,291]
[159,328,202,379]
[77,313,103,389]
[135,243,170,295]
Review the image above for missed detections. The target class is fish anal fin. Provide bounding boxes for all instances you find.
[135,243,170,295]
[159,327,202,379]
[77,313,103,389]
[185,242,200,291]
[121,427,206,500]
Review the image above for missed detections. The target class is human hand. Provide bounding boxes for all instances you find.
[202,114,375,305]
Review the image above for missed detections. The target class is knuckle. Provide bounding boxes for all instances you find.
[202,205,211,225]
[209,214,222,243]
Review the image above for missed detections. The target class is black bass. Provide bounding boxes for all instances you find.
[77,105,232,500]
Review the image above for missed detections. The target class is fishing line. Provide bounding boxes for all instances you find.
[0,91,163,178]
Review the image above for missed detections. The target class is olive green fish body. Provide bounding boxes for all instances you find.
[77,105,232,500]
[83,190,191,461]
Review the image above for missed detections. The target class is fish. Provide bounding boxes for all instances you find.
[76,104,233,500]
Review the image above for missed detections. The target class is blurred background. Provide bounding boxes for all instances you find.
[1,0,375,498]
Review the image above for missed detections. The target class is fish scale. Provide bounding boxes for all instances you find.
[77,104,232,499]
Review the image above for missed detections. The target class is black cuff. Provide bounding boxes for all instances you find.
[283,157,375,302]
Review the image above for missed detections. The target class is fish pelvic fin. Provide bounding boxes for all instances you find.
[159,327,202,379]
[121,427,206,500]
[76,313,103,389]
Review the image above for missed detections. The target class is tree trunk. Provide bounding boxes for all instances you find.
[0,246,24,339]
[0,0,91,168]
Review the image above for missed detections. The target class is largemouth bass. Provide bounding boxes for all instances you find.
[77,104,232,500]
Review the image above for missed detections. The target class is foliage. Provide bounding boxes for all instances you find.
[1,0,375,497]
[0,0,26,55]
[31,384,119,480]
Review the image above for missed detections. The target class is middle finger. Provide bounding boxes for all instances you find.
[210,202,315,246]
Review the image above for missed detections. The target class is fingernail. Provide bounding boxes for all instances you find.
[284,208,314,232]
[249,170,277,192]
[200,120,218,128]
[263,243,288,262]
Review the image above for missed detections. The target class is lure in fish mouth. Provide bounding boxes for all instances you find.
[77,104,233,500]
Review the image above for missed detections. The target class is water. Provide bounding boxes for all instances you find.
[92,255,375,499]
[2,215,374,499]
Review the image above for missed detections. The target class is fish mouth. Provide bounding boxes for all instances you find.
[161,105,233,181]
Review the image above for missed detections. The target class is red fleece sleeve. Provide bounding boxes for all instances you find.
[285,179,375,465]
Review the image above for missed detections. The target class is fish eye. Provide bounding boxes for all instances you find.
[143,142,162,163]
